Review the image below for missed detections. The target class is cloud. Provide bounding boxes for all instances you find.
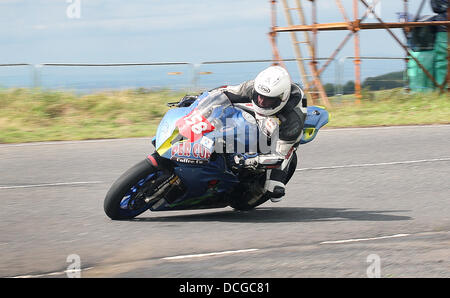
[1,0,429,65]
[32,25,49,30]
[2,0,270,36]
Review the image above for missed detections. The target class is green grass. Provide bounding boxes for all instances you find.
[0,88,184,143]
[327,88,449,127]
[0,87,448,143]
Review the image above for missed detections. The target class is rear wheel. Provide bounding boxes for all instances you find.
[230,193,270,211]
[230,173,270,211]
[104,159,163,220]
[230,152,297,211]
[284,151,298,184]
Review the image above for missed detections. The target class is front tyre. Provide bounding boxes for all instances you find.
[104,159,160,220]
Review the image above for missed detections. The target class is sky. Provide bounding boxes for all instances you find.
[0,0,436,89]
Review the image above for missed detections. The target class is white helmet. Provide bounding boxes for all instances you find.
[252,65,291,116]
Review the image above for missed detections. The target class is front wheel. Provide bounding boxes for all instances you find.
[104,159,163,220]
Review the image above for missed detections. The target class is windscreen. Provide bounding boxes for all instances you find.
[174,91,266,155]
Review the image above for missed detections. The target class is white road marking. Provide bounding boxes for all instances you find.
[162,249,260,260]
[321,124,450,132]
[0,124,448,148]
[0,137,148,148]
[11,272,67,278]
[9,267,93,278]
[320,234,410,244]
[0,181,104,190]
[9,231,444,277]
[296,157,450,172]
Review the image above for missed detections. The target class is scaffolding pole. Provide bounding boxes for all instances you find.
[270,0,450,101]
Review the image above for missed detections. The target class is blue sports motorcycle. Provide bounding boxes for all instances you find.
[104,91,329,220]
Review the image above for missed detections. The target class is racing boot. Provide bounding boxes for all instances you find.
[264,169,286,202]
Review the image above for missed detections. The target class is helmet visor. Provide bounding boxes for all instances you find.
[254,94,282,109]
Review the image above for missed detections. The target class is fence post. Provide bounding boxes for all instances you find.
[338,57,347,97]
[191,63,202,93]
[32,64,42,88]
[334,58,340,97]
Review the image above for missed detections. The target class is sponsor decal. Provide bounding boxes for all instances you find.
[200,136,214,151]
[171,157,208,164]
[257,84,271,94]
[171,142,212,162]
[171,142,192,158]
[192,143,212,159]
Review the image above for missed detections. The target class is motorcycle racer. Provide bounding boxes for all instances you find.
[218,66,307,202]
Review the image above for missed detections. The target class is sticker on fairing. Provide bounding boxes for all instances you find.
[176,109,215,142]
[170,142,212,161]
[200,136,214,151]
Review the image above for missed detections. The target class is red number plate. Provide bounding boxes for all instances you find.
[176,109,215,142]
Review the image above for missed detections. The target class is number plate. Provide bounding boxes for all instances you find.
[176,109,215,142]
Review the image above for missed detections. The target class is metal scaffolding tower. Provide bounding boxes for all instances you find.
[269,0,450,108]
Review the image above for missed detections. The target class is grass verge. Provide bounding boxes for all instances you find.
[327,88,449,127]
[0,87,448,143]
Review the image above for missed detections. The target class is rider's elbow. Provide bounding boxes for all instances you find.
[278,110,305,142]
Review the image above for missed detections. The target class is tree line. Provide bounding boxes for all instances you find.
[322,71,405,96]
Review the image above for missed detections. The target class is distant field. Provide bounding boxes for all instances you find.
[0,87,448,143]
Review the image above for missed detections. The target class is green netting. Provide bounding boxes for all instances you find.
[408,50,435,91]
[408,31,448,91]
[434,32,448,87]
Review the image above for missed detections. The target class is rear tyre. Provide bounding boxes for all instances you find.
[230,152,297,211]
[230,193,270,211]
[230,173,270,211]
[104,159,160,220]
[284,152,297,184]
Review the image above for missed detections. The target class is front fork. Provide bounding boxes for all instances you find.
[145,152,186,205]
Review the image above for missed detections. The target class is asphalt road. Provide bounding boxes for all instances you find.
[1,125,449,278]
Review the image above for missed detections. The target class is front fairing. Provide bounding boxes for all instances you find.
[155,91,259,163]
[300,106,329,144]
[154,92,207,151]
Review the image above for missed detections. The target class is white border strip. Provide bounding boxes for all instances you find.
[296,157,450,172]
[162,249,260,260]
[0,181,104,190]
[320,234,410,244]
[0,124,448,148]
